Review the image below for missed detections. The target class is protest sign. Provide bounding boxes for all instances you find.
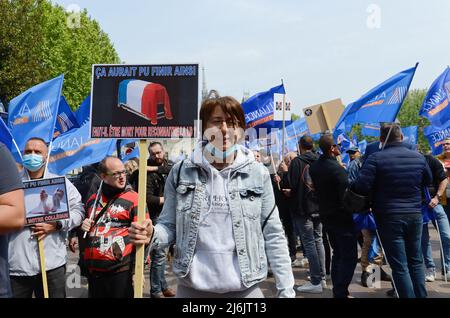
[23,177,69,225]
[90,64,198,139]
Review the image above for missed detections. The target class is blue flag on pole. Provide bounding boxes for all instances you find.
[8,75,64,155]
[334,64,418,137]
[55,96,79,135]
[420,67,450,129]
[74,94,91,126]
[48,120,117,175]
[242,84,290,136]
[423,122,450,155]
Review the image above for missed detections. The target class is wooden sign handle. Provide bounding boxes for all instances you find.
[38,238,49,298]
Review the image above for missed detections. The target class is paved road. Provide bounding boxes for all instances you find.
[66,223,450,298]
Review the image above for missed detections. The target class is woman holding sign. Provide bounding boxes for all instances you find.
[130,93,295,298]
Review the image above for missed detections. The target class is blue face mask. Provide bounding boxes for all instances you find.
[204,142,238,161]
[22,153,45,172]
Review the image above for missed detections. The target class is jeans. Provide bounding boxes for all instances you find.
[421,204,450,271]
[292,215,325,285]
[323,222,358,298]
[10,265,66,298]
[376,213,426,298]
[150,245,169,295]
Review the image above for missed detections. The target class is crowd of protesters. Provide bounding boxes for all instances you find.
[2,93,450,298]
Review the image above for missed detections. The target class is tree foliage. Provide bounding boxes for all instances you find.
[0,0,120,109]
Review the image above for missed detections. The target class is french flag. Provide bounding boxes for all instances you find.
[118,79,172,125]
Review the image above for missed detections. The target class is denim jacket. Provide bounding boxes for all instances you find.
[153,145,295,297]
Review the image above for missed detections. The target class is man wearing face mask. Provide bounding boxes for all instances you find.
[81,156,150,298]
[8,137,85,298]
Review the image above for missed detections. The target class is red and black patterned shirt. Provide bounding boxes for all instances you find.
[83,188,149,273]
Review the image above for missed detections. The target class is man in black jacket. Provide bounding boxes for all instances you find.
[309,133,357,298]
[131,142,175,298]
[352,123,432,298]
[288,135,326,293]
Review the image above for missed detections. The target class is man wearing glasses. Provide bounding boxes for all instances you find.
[81,156,149,298]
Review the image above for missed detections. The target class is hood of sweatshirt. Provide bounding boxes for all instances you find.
[298,151,319,165]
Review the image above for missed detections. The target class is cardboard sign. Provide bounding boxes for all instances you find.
[303,98,345,134]
[91,64,199,139]
[23,177,70,225]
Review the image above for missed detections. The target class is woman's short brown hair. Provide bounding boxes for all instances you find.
[199,93,246,135]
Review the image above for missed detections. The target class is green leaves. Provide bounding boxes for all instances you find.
[0,0,120,110]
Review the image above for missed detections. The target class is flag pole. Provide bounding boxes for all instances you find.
[134,139,148,298]
[38,238,49,298]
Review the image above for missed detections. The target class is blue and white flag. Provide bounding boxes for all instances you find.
[48,120,116,175]
[74,94,91,126]
[242,83,291,136]
[420,67,450,129]
[423,122,450,155]
[358,139,367,155]
[334,64,418,137]
[402,126,418,145]
[282,117,310,153]
[8,75,64,155]
[55,96,79,135]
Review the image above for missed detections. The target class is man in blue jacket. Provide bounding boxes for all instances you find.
[352,123,432,298]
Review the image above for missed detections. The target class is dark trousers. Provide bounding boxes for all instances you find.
[88,270,133,298]
[279,208,297,261]
[324,223,358,298]
[376,213,426,298]
[322,229,331,275]
[10,265,66,298]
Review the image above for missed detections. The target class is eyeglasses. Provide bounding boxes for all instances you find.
[106,170,127,178]
[209,118,237,128]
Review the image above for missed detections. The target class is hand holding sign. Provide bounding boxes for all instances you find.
[128,219,153,245]
[32,222,58,241]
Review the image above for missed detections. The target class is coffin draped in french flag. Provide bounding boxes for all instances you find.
[118,79,173,125]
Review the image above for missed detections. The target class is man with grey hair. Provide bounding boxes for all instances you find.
[352,123,432,298]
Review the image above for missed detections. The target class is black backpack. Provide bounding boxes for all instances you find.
[298,158,320,218]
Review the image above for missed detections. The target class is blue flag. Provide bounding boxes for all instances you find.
[48,120,117,175]
[423,122,450,155]
[8,75,64,155]
[55,96,79,135]
[358,139,367,155]
[283,117,310,153]
[74,94,91,126]
[121,147,140,162]
[361,123,381,137]
[334,64,418,137]
[420,67,450,128]
[0,116,13,150]
[242,84,291,136]
[402,126,418,145]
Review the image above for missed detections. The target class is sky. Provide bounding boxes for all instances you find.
[53,0,450,115]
